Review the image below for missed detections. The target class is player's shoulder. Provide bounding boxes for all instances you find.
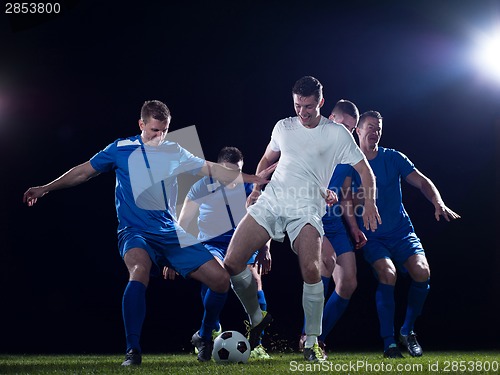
[276,116,301,130]
[115,134,141,148]
[379,146,407,158]
[378,147,413,166]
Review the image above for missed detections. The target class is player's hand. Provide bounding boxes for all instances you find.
[324,189,338,207]
[350,228,367,249]
[246,190,261,208]
[162,266,178,280]
[254,245,271,275]
[256,162,277,181]
[23,186,49,207]
[434,203,461,222]
[362,200,382,232]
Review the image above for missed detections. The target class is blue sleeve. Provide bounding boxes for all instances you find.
[392,150,415,179]
[244,183,254,197]
[89,142,116,173]
[187,178,209,200]
[177,146,205,176]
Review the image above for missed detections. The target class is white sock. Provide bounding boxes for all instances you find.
[231,268,262,326]
[303,281,324,348]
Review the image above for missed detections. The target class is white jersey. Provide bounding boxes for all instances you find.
[265,115,364,214]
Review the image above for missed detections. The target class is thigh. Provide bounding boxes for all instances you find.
[372,257,397,285]
[321,236,336,277]
[295,224,322,284]
[403,254,430,282]
[333,251,357,283]
[225,213,271,275]
[123,247,152,285]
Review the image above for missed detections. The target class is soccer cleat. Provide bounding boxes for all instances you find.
[298,333,306,352]
[245,311,273,349]
[191,331,213,362]
[194,326,222,354]
[303,342,327,362]
[121,348,142,366]
[318,340,327,359]
[399,331,423,357]
[211,325,223,340]
[383,344,404,358]
[250,344,271,359]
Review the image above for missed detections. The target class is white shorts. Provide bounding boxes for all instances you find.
[247,190,324,253]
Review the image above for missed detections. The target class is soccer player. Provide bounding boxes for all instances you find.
[223,76,381,362]
[298,99,368,353]
[22,100,270,366]
[167,146,272,361]
[349,110,460,358]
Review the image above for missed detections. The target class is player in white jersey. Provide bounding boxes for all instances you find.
[224,76,381,362]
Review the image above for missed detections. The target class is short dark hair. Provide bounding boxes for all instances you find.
[292,76,323,103]
[332,99,359,122]
[217,146,244,164]
[358,110,383,128]
[141,100,171,123]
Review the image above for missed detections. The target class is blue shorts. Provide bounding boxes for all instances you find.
[363,228,425,272]
[118,228,215,278]
[322,215,353,257]
[203,241,258,265]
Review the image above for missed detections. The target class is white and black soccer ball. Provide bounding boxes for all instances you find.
[212,330,251,364]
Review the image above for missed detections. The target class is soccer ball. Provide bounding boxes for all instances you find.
[212,330,251,364]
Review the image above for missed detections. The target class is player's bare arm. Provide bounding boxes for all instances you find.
[177,197,200,230]
[340,176,367,249]
[253,240,272,275]
[405,170,461,222]
[23,161,100,207]
[200,161,272,188]
[247,144,280,206]
[352,159,382,231]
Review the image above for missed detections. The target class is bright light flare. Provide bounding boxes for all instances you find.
[471,27,500,82]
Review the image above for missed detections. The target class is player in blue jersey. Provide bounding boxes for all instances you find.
[224,76,381,362]
[165,146,272,361]
[349,110,460,358]
[298,100,368,354]
[23,100,271,366]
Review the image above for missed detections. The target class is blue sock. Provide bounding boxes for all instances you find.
[257,290,267,311]
[319,291,349,342]
[376,283,396,350]
[200,283,221,332]
[321,276,331,297]
[257,290,268,343]
[200,283,209,302]
[400,280,430,336]
[200,289,227,340]
[301,276,331,334]
[122,280,147,353]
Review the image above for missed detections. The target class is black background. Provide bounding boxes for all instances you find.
[1,1,499,354]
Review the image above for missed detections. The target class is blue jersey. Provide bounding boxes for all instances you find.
[187,177,253,244]
[324,163,353,219]
[90,135,205,234]
[352,147,416,237]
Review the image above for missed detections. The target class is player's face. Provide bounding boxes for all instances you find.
[139,118,170,146]
[293,94,324,128]
[330,113,357,133]
[357,117,382,148]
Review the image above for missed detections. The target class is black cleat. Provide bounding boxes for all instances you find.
[303,343,327,362]
[121,348,142,366]
[245,312,273,349]
[399,331,423,357]
[191,331,213,362]
[384,344,404,358]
